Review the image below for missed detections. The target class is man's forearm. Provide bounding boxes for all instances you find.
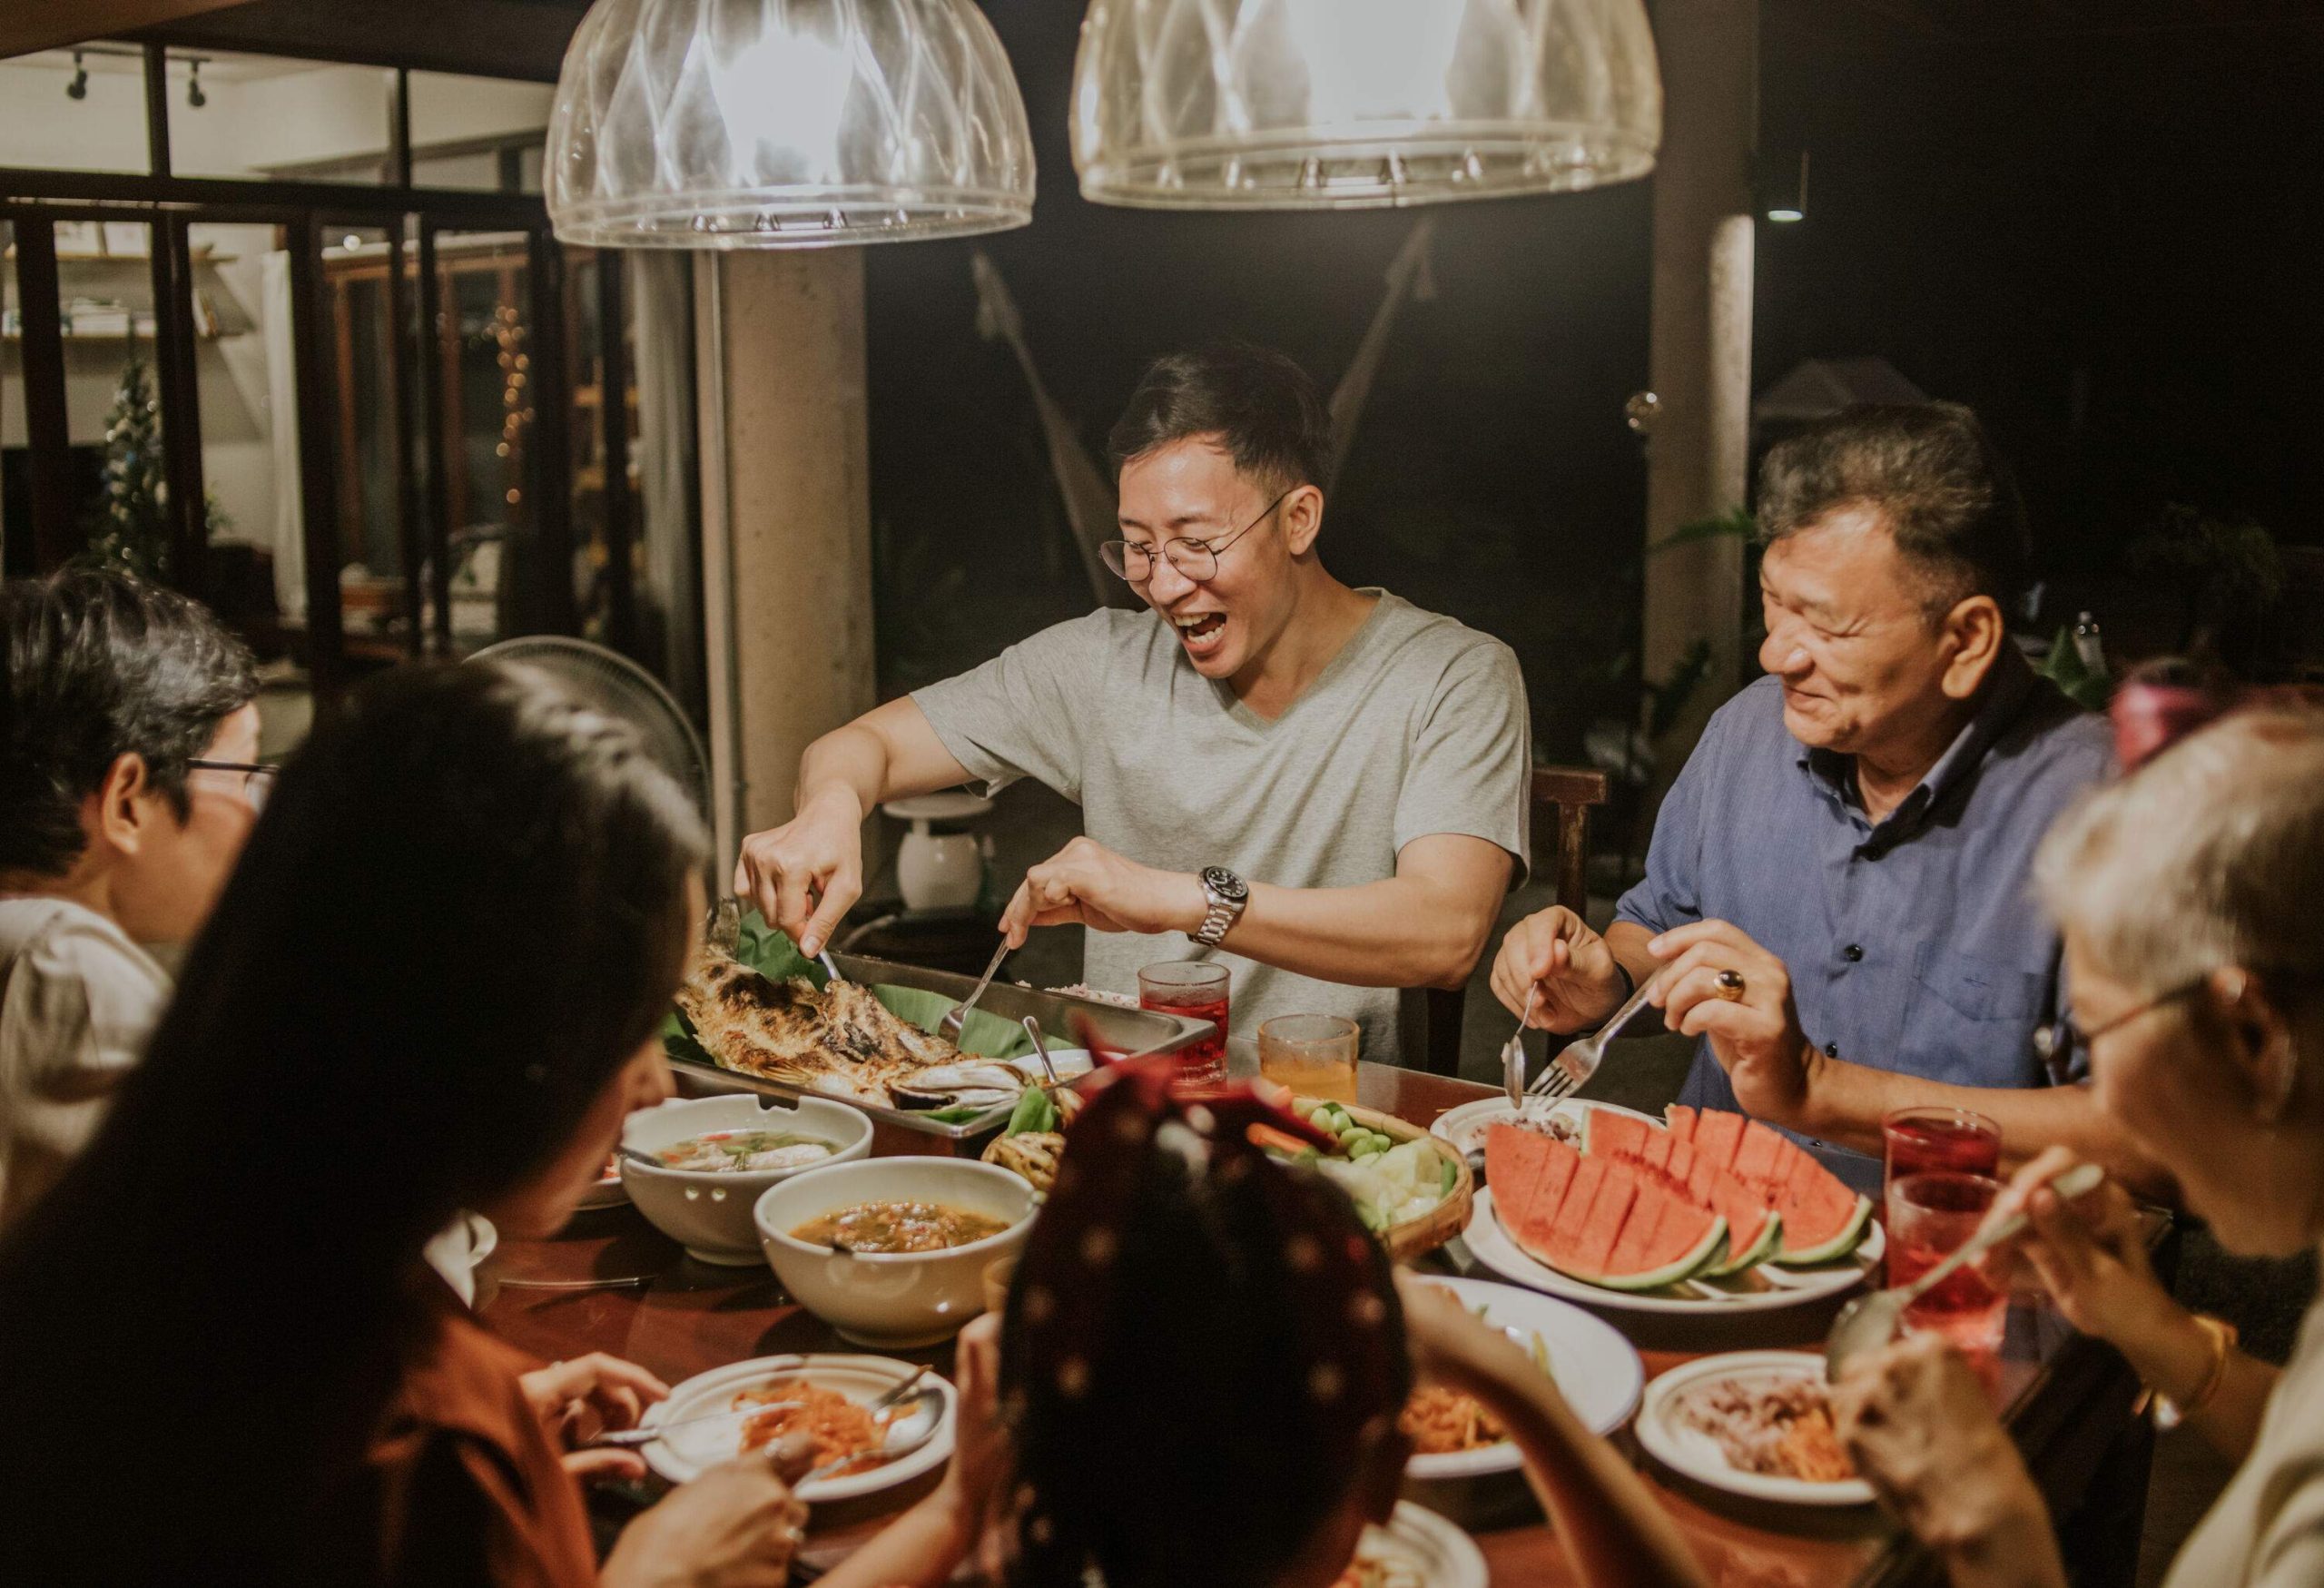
[1218,875,1499,991]
[1790,1051,2174,1200]
[793,724,893,824]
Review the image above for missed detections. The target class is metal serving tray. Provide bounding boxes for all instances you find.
[667,949,1211,1141]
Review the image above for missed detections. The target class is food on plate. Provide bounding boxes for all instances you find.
[791,1199,1012,1254]
[1486,1105,1876,1293]
[1045,981,1139,1009]
[730,1380,899,1474]
[1671,1374,1856,1484]
[982,1131,1064,1191]
[1487,1126,1728,1290]
[1329,1544,1425,1588]
[1399,1386,1506,1454]
[676,944,1030,1110]
[1663,1106,1874,1263]
[654,1129,835,1173]
[1266,1099,1456,1235]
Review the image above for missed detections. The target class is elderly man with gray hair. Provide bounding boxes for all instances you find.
[1492,402,2158,1193]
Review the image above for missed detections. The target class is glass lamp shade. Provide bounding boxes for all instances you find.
[1071,0,1660,210]
[548,0,1037,248]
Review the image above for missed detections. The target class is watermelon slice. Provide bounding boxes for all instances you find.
[1693,1109,1745,1169]
[1731,1119,1787,1185]
[1583,1110,1655,1162]
[1766,1157,1874,1265]
[1682,1156,1784,1277]
[1664,1103,1697,1143]
[1492,1139,1727,1292]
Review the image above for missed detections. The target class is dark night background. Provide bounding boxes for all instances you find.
[864,0,2324,765]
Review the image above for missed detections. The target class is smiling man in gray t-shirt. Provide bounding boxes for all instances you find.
[736,345,1529,1066]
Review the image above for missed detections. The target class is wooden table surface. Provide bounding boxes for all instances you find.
[479,1063,2150,1587]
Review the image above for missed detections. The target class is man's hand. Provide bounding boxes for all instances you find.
[1647,920,1816,1129]
[733,788,866,958]
[998,837,1205,949]
[519,1351,669,1484]
[1489,908,1629,1033]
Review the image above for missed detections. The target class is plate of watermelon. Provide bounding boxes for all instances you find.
[1462,1106,1879,1313]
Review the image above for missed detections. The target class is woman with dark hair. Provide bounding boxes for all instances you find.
[814,1059,1709,1588]
[0,662,805,1585]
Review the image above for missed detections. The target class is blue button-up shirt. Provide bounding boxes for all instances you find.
[1614,655,2115,1189]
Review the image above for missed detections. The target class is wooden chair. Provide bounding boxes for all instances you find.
[1422,765,1611,1076]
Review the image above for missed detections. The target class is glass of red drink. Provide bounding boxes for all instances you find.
[1883,1106,2002,1191]
[1138,961,1231,1088]
[1886,1170,2007,1353]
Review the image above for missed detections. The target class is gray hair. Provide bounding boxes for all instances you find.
[2035,707,2324,994]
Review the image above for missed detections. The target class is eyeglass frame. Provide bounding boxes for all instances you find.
[1098,485,1299,586]
[2033,979,2207,1086]
[186,757,282,812]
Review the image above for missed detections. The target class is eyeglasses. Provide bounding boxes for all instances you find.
[2032,980,2206,1086]
[1099,487,1296,585]
[187,758,281,813]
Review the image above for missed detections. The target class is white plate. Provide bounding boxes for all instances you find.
[578,1155,630,1210]
[640,1354,956,1503]
[1633,1351,1874,1505]
[1463,1187,1882,1317]
[1353,1501,1488,1587]
[1431,1096,1659,1159]
[1403,1276,1642,1481]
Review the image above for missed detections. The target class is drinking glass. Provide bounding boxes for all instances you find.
[1257,1014,1360,1103]
[1138,961,1231,1087]
[1886,1170,2007,1353]
[1883,1106,2001,1192]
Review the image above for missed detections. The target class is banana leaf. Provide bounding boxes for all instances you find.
[663,912,1031,1074]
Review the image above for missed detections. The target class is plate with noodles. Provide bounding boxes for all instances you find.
[1632,1351,1872,1506]
[639,1354,956,1503]
[1332,1502,1485,1588]
[1401,1277,1642,1483]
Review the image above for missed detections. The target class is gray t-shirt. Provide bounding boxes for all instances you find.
[912,590,1531,1064]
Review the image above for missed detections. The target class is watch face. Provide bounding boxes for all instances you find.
[1202,866,1249,902]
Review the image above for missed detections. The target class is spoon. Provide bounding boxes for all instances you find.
[1825,1161,2103,1376]
[801,1416,941,1484]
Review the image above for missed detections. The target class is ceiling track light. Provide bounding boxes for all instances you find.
[186,59,206,109]
[66,50,88,101]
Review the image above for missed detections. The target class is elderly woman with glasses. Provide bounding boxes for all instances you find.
[1834,704,2324,1588]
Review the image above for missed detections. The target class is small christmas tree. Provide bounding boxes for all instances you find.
[83,353,171,581]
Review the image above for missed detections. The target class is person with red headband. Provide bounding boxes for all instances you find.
[816,1058,1712,1588]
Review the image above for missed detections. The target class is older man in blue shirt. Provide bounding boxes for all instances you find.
[1494,403,2158,1193]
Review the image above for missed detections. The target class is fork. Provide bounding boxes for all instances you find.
[940,941,1009,1043]
[1528,968,1661,1102]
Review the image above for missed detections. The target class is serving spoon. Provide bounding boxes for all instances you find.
[1825,1161,2103,1376]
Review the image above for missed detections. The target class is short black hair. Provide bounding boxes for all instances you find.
[1757,402,2030,617]
[1107,343,1334,494]
[1,569,259,875]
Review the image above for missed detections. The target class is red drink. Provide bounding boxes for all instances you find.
[1138,962,1231,1088]
[1883,1107,2001,1188]
[1886,1171,2007,1352]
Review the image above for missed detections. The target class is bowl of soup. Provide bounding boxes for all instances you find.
[754,1158,1037,1347]
[621,1095,871,1266]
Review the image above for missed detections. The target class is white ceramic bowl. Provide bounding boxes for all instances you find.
[754,1158,1037,1348]
[622,1095,872,1266]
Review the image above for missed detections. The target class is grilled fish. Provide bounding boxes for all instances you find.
[675,947,1024,1111]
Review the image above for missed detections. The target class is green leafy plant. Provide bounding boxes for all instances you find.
[2124,503,2283,655]
[82,357,169,579]
[2035,626,2113,711]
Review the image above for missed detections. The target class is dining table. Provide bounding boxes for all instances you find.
[478,1060,2163,1587]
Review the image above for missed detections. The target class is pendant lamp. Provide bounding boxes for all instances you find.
[1070,0,1660,210]
[547,0,1036,248]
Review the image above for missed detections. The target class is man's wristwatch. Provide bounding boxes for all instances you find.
[1192,866,1249,948]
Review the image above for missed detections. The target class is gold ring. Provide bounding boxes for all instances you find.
[1714,969,1747,1002]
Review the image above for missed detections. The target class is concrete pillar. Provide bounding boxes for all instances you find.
[694,250,877,868]
[1643,0,1758,770]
